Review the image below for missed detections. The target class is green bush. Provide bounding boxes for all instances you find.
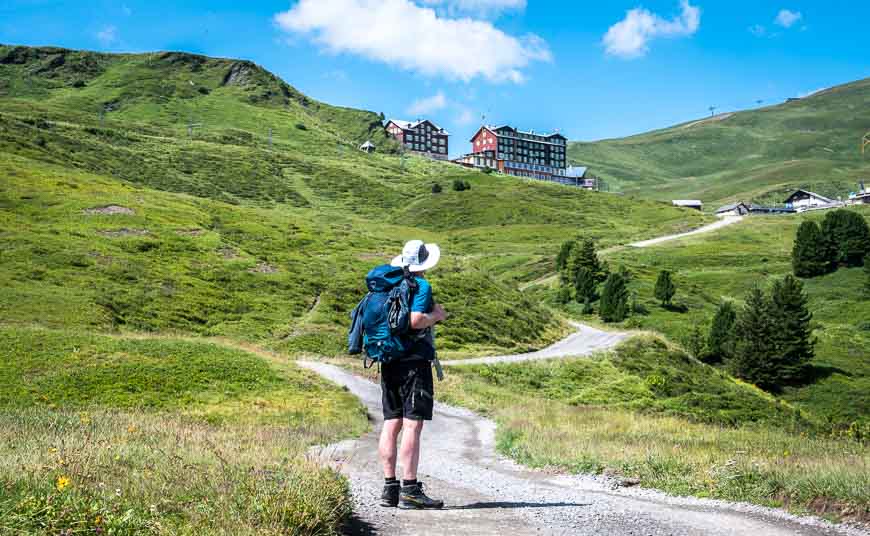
[654,270,676,306]
[821,209,870,267]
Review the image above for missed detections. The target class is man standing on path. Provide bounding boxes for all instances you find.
[379,240,446,510]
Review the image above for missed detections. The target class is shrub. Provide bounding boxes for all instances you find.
[682,320,707,359]
[820,209,870,267]
[792,220,832,277]
[599,272,628,323]
[452,179,466,191]
[654,270,676,306]
[706,300,736,363]
[431,182,442,194]
[295,122,307,130]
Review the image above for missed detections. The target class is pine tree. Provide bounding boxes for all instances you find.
[654,270,676,306]
[792,220,831,277]
[574,266,597,304]
[576,239,607,283]
[769,275,815,384]
[582,296,594,315]
[556,240,576,273]
[599,272,629,323]
[707,299,736,363]
[556,285,572,305]
[821,209,870,267]
[730,285,779,390]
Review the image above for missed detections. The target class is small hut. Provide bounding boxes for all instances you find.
[359,140,376,154]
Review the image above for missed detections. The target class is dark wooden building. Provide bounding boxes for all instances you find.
[385,119,449,160]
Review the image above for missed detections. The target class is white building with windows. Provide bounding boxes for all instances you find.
[385,119,449,160]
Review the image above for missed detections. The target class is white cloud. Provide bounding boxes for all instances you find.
[96,25,118,46]
[419,0,526,17]
[407,91,448,115]
[748,24,766,37]
[603,0,701,59]
[455,108,476,125]
[274,0,551,83]
[775,9,802,28]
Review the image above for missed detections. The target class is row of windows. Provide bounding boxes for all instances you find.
[498,142,564,154]
[495,130,566,146]
[405,142,447,154]
[407,134,446,145]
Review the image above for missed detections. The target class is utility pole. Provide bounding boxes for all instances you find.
[708,105,717,117]
[756,100,764,106]
[268,128,273,149]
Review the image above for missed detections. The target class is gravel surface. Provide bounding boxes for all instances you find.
[628,215,743,248]
[299,360,867,536]
[442,322,627,366]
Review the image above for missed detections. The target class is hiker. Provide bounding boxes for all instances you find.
[348,240,447,509]
[379,240,446,509]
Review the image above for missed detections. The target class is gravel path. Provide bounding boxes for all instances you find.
[628,215,743,248]
[300,360,866,536]
[442,322,628,366]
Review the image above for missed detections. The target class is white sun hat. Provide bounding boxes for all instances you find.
[391,240,441,272]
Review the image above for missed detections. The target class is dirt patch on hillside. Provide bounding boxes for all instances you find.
[680,113,734,130]
[84,205,135,216]
[218,246,241,259]
[248,262,277,274]
[98,228,150,238]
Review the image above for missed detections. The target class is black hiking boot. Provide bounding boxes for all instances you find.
[399,482,444,510]
[380,482,400,507]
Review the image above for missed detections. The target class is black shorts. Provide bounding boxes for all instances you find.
[381,360,434,421]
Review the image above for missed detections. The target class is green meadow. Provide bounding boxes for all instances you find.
[569,78,870,206]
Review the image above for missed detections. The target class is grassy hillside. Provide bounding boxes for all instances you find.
[532,207,870,427]
[569,78,870,206]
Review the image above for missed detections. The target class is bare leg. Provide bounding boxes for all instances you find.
[398,418,425,481]
[379,418,403,478]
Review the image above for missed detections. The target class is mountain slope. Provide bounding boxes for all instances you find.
[569,78,870,206]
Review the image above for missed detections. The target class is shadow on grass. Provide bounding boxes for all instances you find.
[449,501,592,510]
[662,303,689,313]
[790,364,852,388]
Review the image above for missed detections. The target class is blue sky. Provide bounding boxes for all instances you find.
[2,0,868,155]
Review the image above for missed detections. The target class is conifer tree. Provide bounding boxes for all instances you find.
[556,240,576,273]
[654,270,676,306]
[730,285,779,390]
[574,266,597,304]
[821,209,870,267]
[769,275,815,384]
[599,272,629,323]
[576,238,607,283]
[792,220,831,277]
[707,299,736,363]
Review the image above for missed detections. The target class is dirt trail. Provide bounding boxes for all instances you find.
[300,359,865,536]
[442,322,627,366]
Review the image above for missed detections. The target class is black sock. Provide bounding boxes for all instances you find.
[402,479,418,487]
[385,477,398,485]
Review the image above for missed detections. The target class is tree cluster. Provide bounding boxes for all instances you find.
[792,210,870,277]
[705,276,815,391]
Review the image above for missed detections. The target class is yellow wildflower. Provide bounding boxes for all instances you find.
[94,515,103,525]
[56,475,71,491]
[127,425,137,434]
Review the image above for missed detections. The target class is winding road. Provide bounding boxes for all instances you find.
[301,354,864,536]
[299,213,865,535]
